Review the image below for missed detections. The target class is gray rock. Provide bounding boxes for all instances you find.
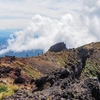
[49,42,66,52]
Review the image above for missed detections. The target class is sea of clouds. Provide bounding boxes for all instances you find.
[0,0,100,55]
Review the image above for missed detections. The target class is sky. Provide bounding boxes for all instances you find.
[0,0,100,54]
[0,0,81,29]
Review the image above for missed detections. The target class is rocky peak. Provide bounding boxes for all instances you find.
[49,42,66,52]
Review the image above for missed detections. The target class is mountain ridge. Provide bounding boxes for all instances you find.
[0,42,100,100]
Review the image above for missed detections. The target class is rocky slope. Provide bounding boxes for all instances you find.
[0,42,100,100]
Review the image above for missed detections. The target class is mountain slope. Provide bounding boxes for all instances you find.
[0,42,100,100]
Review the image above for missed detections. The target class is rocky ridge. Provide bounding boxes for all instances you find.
[0,42,100,100]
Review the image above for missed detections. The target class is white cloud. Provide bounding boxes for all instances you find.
[0,0,81,29]
[0,0,100,55]
[81,0,100,39]
[0,19,29,29]
[0,14,96,55]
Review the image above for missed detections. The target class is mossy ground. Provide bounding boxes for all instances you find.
[0,84,18,100]
[81,59,99,78]
[82,42,100,49]
[13,60,42,79]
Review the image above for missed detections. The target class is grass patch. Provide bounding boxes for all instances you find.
[16,61,42,79]
[82,60,98,77]
[56,53,68,67]
[22,65,42,79]
[0,84,18,100]
[0,85,7,93]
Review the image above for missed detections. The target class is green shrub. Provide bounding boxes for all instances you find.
[0,84,18,100]
[0,85,7,93]
[82,60,98,77]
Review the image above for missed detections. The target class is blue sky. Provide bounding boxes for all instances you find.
[0,0,100,54]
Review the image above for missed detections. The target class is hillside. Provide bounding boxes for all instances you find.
[0,42,100,100]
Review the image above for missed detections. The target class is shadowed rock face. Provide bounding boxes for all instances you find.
[4,68,100,100]
[34,68,69,88]
[49,42,66,52]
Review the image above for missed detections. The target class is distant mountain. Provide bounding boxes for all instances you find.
[0,49,43,57]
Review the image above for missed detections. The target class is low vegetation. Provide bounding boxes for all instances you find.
[82,59,99,78]
[1,42,100,99]
[0,84,18,100]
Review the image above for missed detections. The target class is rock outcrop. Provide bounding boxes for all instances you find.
[4,68,100,100]
[14,77,25,84]
[49,42,66,52]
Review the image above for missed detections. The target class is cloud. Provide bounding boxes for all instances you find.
[0,0,81,29]
[0,0,100,55]
[82,0,100,18]
[0,19,30,29]
[81,0,100,39]
[0,13,97,55]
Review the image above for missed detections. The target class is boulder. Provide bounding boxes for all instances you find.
[35,76,47,88]
[14,77,25,84]
[49,42,66,52]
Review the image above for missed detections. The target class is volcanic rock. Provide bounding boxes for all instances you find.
[49,42,66,52]
[2,42,100,100]
[14,77,25,84]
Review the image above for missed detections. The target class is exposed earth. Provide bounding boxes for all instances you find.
[0,42,100,100]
